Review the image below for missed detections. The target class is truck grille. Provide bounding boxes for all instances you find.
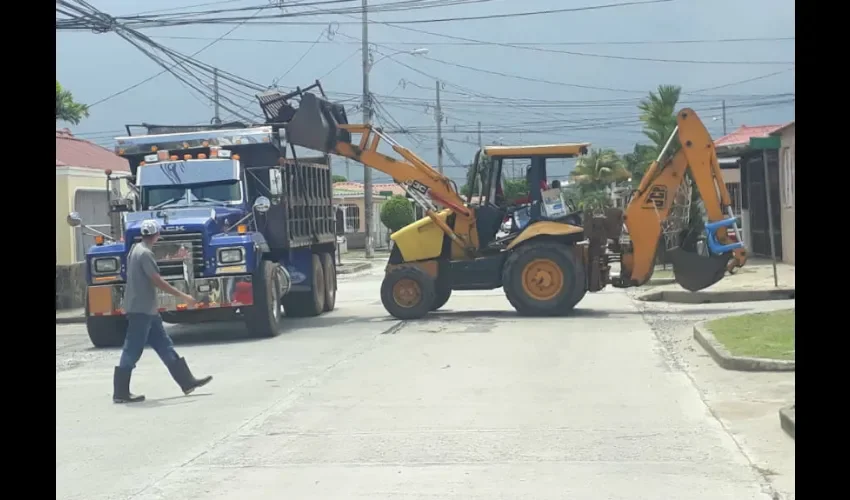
[133,232,205,278]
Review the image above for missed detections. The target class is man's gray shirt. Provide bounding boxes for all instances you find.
[124,243,160,315]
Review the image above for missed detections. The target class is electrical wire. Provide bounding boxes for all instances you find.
[151,34,796,47]
[58,0,674,29]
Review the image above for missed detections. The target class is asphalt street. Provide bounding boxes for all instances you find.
[56,266,775,500]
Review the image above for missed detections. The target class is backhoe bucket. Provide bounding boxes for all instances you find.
[668,247,732,292]
[284,92,351,154]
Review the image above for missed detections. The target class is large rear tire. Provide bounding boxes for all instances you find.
[282,254,326,317]
[245,261,284,338]
[381,266,436,320]
[502,241,583,316]
[431,284,452,311]
[320,252,337,312]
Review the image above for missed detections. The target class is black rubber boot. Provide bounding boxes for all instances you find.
[113,367,145,404]
[167,357,213,395]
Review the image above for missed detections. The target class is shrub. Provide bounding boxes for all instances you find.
[380,195,415,232]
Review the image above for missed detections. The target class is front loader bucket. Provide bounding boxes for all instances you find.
[668,247,732,292]
[284,92,351,154]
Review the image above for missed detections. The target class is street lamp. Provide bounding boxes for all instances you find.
[361,46,429,259]
[369,48,430,72]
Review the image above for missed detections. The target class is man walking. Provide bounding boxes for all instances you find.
[113,219,213,404]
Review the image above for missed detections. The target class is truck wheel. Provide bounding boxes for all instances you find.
[85,298,127,348]
[245,261,284,338]
[431,285,452,311]
[283,254,326,317]
[502,241,582,316]
[320,252,336,312]
[381,266,436,320]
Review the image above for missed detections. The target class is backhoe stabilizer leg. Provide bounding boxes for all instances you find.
[668,248,732,292]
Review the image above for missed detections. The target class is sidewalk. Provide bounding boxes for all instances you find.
[56,308,85,325]
[644,259,794,294]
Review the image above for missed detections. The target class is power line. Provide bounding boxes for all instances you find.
[150,34,796,47]
[60,0,675,28]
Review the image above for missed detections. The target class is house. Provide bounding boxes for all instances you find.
[714,123,793,262]
[332,181,405,249]
[770,121,795,264]
[56,129,130,265]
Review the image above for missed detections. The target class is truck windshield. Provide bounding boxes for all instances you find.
[143,181,241,210]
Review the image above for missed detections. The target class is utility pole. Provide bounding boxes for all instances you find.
[476,121,483,195]
[436,79,443,174]
[721,99,727,135]
[345,157,351,180]
[212,68,221,125]
[361,0,374,258]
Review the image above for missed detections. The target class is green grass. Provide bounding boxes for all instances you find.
[707,309,795,360]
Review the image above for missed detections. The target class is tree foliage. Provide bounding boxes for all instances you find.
[638,85,681,155]
[570,148,629,191]
[56,81,90,125]
[332,175,347,183]
[380,195,415,232]
[623,143,656,187]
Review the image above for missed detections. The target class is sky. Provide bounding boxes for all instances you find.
[56,0,795,184]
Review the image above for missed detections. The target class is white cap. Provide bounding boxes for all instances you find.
[140,219,160,236]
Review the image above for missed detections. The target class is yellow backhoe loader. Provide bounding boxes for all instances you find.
[257,82,747,319]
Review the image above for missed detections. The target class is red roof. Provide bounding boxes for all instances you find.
[56,129,129,172]
[714,124,788,148]
[333,181,405,196]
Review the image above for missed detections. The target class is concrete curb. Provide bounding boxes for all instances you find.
[778,405,795,439]
[693,323,795,372]
[337,262,373,275]
[56,315,86,325]
[639,288,795,304]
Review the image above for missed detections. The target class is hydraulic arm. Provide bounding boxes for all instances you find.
[620,108,747,291]
[277,90,475,252]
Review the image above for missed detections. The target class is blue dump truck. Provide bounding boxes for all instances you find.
[67,124,338,347]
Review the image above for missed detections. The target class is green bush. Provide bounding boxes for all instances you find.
[380,195,415,233]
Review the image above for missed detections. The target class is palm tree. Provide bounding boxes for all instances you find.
[638,85,681,156]
[637,84,704,249]
[570,148,630,191]
[56,81,90,125]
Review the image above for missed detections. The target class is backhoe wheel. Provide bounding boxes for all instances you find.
[431,285,452,311]
[283,254,326,317]
[320,252,337,312]
[502,241,583,316]
[381,266,436,320]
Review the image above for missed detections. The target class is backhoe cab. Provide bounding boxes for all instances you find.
[266,84,746,319]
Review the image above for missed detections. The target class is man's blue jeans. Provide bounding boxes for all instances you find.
[119,313,180,370]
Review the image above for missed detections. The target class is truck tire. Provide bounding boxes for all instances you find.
[282,254,326,317]
[320,252,336,312]
[381,266,436,320]
[85,297,127,348]
[502,241,583,317]
[245,261,284,338]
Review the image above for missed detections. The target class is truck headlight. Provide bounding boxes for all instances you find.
[93,257,119,274]
[217,247,244,264]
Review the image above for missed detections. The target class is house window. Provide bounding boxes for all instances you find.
[781,147,794,208]
[725,182,743,216]
[341,203,360,233]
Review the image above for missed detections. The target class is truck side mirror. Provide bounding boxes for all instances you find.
[253,196,271,213]
[66,212,83,227]
[269,169,283,197]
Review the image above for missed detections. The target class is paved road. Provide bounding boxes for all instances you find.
[57,267,774,500]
